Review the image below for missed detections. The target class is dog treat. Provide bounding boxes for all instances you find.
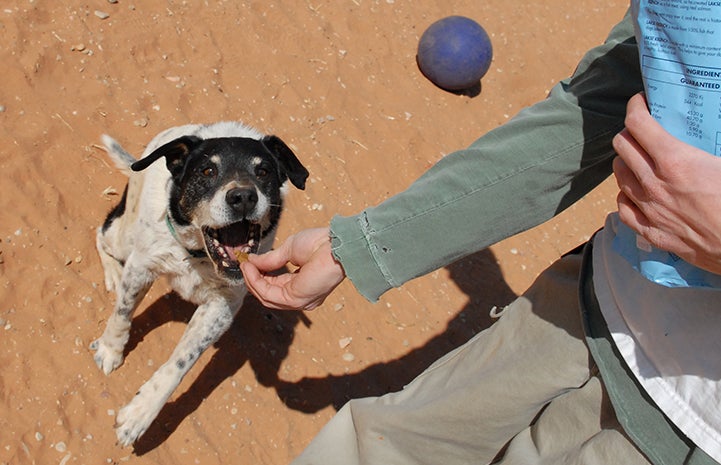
[234,250,249,263]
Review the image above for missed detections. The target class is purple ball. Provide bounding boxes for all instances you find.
[417,16,493,91]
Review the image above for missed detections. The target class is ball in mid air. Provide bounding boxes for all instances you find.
[417,15,493,91]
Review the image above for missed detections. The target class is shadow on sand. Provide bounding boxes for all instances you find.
[129,247,515,454]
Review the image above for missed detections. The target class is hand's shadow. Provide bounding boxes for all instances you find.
[128,248,514,454]
[272,248,516,412]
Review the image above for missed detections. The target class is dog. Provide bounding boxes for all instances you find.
[91,121,308,446]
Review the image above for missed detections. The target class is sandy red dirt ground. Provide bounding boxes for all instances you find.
[1,1,626,463]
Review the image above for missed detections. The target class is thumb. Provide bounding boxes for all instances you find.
[247,244,292,273]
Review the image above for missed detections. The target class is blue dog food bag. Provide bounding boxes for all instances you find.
[613,1,721,288]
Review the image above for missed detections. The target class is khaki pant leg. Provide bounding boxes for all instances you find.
[292,254,597,465]
[496,376,650,465]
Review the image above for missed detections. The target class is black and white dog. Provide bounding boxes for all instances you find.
[92,122,308,446]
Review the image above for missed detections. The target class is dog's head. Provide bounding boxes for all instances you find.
[131,134,308,283]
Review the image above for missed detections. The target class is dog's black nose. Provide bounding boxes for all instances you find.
[226,187,258,213]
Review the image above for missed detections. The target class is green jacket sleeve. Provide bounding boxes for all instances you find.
[330,11,642,302]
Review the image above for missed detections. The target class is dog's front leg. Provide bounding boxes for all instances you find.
[91,257,155,375]
[114,297,241,447]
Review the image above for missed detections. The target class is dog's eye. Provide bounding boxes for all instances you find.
[255,167,269,178]
[202,167,216,177]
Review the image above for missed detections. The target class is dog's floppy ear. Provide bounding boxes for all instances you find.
[131,135,203,180]
[262,135,309,190]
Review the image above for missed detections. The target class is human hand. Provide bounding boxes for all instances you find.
[612,92,721,275]
[240,228,346,310]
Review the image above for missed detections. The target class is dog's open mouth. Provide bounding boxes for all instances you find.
[202,221,261,279]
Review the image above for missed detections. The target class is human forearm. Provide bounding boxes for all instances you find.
[332,10,642,302]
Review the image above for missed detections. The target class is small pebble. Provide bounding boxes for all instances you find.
[54,441,67,452]
[342,353,355,362]
[101,186,119,197]
[94,10,110,19]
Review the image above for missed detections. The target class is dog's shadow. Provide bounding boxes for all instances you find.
[129,248,515,454]
[126,284,310,454]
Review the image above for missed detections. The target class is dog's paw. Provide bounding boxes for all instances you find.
[115,389,164,447]
[90,338,125,375]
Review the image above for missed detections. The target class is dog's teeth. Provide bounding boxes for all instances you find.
[248,239,255,247]
[222,260,230,268]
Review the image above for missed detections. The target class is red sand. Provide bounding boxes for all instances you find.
[0,1,624,463]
